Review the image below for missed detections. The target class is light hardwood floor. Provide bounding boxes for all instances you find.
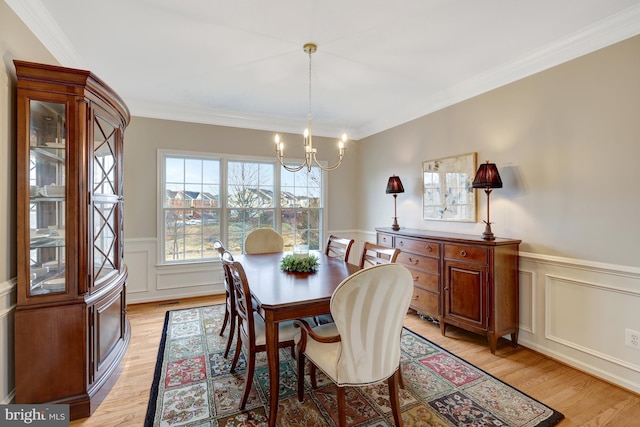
[70,295,640,426]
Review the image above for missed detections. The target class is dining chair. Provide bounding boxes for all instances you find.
[221,250,299,410]
[315,235,356,326]
[325,234,355,262]
[214,240,236,358]
[295,263,413,427]
[359,241,400,268]
[244,228,284,254]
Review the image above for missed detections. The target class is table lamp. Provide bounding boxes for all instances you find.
[386,175,405,231]
[472,161,503,240]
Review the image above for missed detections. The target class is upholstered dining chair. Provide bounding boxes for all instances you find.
[244,228,284,254]
[325,234,355,262]
[221,250,299,410]
[359,241,400,268]
[295,263,413,427]
[214,240,236,358]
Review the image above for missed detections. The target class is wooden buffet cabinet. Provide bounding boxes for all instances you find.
[14,61,130,419]
[376,227,521,354]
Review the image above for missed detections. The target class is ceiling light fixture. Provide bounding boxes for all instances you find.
[274,43,347,173]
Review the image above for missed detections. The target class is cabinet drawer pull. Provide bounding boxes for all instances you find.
[408,257,419,265]
[412,294,419,300]
[399,240,404,246]
[460,250,467,257]
[413,275,420,282]
[426,245,433,252]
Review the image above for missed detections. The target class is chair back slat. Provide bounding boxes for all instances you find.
[359,241,400,268]
[325,235,355,262]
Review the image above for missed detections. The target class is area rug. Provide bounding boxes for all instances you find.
[145,305,564,427]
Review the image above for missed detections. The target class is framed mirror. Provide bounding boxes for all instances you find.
[423,152,477,222]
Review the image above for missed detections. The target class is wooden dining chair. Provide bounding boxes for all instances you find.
[244,228,284,254]
[359,241,400,268]
[325,234,355,262]
[316,235,356,325]
[295,263,413,427]
[214,240,236,358]
[221,251,299,410]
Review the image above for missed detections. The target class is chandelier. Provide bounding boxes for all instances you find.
[274,43,347,173]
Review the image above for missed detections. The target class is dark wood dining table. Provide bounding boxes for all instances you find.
[233,251,360,427]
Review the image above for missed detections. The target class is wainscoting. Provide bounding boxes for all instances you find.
[0,279,16,405]
[518,253,640,394]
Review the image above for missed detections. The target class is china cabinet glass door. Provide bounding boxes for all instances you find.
[28,100,67,296]
[92,112,121,288]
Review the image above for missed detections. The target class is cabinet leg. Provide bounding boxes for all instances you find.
[487,334,498,354]
[510,330,519,348]
[440,321,447,336]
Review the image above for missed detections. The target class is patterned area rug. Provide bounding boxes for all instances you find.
[145,305,563,427]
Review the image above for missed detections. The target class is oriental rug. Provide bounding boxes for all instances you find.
[145,305,563,427]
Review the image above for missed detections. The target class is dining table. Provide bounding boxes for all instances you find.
[233,250,361,427]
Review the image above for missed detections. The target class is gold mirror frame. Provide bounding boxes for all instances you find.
[423,152,477,222]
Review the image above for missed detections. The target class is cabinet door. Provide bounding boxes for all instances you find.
[89,107,124,291]
[21,98,70,300]
[89,282,126,386]
[443,261,488,332]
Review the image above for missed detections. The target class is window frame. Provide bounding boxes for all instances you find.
[157,149,328,265]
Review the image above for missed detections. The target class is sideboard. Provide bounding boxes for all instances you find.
[376,227,521,354]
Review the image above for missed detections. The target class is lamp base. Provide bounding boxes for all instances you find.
[391,217,400,231]
[481,221,495,240]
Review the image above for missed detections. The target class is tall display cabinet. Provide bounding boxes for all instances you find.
[14,60,131,420]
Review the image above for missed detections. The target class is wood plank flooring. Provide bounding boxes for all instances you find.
[70,295,640,426]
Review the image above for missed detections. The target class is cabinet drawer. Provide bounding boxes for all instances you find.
[396,237,439,257]
[411,287,439,316]
[407,268,439,293]
[377,233,394,247]
[397,252,439,274]
[444,244,487,263]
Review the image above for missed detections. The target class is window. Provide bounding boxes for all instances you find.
[161,154,221,262]
[281,167,322,252]
[159,150,324,263]
[226,160,275,253]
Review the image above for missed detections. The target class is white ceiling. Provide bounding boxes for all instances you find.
[7,0,640,139]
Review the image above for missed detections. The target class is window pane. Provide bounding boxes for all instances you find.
[162,155,221,262]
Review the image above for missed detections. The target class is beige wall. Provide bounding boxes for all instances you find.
[124,117,360,238]
[358,34,640,268]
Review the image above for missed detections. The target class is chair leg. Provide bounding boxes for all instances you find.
[219,304,229,337]
[310,364,318,389]
[230,329,242,373]
[337,386,347,427]
[223,313,235,359]
[297,351,306,402]
[240,349,255,410]
[399,363,405,389]
[387,370,403,427]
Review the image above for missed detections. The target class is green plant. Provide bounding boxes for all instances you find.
[280,254,320,273]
